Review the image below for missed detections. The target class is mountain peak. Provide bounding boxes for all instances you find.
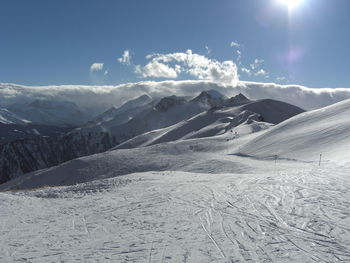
[191,90,227,108]
[226,93,250,106]
[155,96,187,112]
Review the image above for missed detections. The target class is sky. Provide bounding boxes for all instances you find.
[1,0,350,88]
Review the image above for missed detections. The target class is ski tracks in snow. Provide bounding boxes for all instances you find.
[1,164,350,262]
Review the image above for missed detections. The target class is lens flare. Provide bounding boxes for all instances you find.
[278,0,303,11]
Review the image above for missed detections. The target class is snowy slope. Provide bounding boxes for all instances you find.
[116,98,303,150]
[116,110,267,150]
[0,127,272,190]
[0,108,30,125]
[87,92,228,144]
[239,98,350,163]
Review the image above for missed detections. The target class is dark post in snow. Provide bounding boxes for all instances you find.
[319,153,322,167]
[274,155,277,170]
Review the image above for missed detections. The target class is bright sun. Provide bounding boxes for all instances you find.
[278,0,303,10]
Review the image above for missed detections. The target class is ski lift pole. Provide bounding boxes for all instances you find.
[274,155,277,172]
[319,153,322,167]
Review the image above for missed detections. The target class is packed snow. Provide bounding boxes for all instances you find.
[1,163,350,262]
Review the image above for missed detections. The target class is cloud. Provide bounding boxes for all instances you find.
[230,41,241,48]
[236,50,242,65]
[205,45,211,55]
[2,81,350,119]
[134,49,238,85]
[250,59,264,70]
[240,58,269,78]
[255,69,269,78]
[118,50,132,65]
[276,76,288,83]
[241,67,252,75]
[135,61,178,78]
[90,63,104,72]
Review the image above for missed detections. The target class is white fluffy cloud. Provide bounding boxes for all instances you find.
[117,50,132,65]
[240,58,269,78]
[241,67,252,75]
[135,50,238,85]
[90,63,104,72]
[255,69,269,78]
[135,61,178,78]
[230,41,241,48]
[250,59,264,70]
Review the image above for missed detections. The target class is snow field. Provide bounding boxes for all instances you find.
[1,161,350,262]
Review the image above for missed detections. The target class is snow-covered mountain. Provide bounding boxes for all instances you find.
[116,98,303,150]
[8,99,87,126]
[0,94,158,184]
[0,108,30,125]
[0,91,305,188]
[239,98,350,163]
[191,89,228,108]
[0,104,77,144]
[69,92,229,150]
[83,94,153,127]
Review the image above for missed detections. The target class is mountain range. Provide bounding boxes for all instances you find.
[0,89,304,185]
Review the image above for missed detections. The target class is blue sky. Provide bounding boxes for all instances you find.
[0,0,349,88]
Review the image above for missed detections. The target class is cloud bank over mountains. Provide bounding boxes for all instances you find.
[1,81,350,115]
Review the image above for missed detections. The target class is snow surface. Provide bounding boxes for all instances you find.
[239,98,350,164]
[0,129,268,190]
[1,163,350,262]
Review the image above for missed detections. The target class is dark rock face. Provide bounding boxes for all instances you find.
[0,131,116,184]
[0,123,74,144]
[191,91,226,108]
[155,96,187,112]
[226,93,250,106]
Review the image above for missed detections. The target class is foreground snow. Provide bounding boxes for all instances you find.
[1,161,350,262]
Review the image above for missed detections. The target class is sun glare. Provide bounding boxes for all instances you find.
[278,0,303,11]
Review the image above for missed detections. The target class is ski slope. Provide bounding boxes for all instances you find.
[239,98,350,164]
[1,98,350,262]
[1,163,350,262]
